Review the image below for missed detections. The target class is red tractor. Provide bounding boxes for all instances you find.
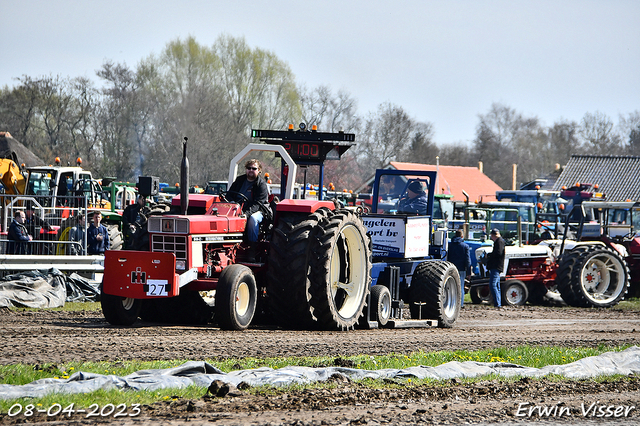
[101,126,461,330]
[101,128,375,330]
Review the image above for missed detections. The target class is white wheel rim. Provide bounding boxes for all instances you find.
[380,291,391,320]
[442,275,458,318]
[122,297,135,310]
[236,282,250,316]
[580,252,626,304]
[329,223,368,319]
[505,284,525,305]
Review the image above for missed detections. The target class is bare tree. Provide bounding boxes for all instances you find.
[618,111,640,155]
[578,111,622,154]
[299,85,361,133]
[355,103,415,175]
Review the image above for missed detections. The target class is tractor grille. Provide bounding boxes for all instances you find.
[148,217,189,234]
[151,234,187,261]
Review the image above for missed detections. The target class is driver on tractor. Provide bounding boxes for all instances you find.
[227,159,272,243]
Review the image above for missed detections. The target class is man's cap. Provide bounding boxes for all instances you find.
[490,228,500,235]
[407,181,425,193]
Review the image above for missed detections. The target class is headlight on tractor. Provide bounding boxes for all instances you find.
[176,260,186,271]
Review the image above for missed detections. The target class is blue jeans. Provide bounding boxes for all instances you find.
[247,211,263,242]
[458,270,466,307]
[489,269,501,307]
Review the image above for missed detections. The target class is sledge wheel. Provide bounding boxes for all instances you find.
[409,261,461,328]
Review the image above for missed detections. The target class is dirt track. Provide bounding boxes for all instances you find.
[1,304,640,425]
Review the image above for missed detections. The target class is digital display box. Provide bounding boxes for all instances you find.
[251,126,355,163]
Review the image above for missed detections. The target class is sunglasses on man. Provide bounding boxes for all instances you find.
[246,167,258,170]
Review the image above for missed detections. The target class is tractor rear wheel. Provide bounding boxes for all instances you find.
[370,284,391,327]
[101,291,141,326]
[502,279,529,306]
[267,209,331,328]
[556,245,596,306]
[409,261,460,328]
[216,264,257,330]
[107,224,123,251]
[558,246,629,307]
[267,208,371,330]
[307,209,371,330]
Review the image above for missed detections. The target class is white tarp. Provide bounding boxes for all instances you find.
[1,346,638,400]
[0,269,100,309]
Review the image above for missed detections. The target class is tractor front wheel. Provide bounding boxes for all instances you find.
[216,264,257,330]
[502,279,529,306]
[101,291,141,326]
[469,285,491,304]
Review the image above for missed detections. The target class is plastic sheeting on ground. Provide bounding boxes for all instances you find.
[0,269,100,309]
[1,346,638,400]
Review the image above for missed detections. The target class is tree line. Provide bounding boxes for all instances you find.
[1,35,638,192]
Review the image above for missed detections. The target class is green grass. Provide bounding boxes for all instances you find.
[0,344,635,413]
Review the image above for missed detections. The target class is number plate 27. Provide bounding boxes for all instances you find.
[145,279,169,296]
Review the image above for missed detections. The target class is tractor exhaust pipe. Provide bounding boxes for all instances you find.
[180,137,189,215]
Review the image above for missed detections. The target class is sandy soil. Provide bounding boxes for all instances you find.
[1,304,639,425]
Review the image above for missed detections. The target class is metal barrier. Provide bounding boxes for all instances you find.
[0,194,104,280]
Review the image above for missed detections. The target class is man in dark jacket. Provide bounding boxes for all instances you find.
[8,210,32,254]
[448,229,471,307]
[486,228,506,308]
[396,180,428,215]
[87,211,110,255]
[227,159,271,242]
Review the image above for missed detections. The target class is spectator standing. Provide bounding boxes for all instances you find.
[7,210,32,254]
[87,211,110,255]
[68,214,86,255]
[448,229,472,307]
[486,228,506,308]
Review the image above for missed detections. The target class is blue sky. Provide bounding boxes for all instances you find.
[1,0,638,145]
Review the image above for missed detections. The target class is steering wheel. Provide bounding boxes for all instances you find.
[221,190,249,204]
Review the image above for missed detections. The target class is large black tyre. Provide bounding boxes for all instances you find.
[409,261,461,328]
[215,264,257,330]
[469,285,491,304]
[106,224,123,251]
[101,291,141,326]
[307,209,371,330]
[267,208,333,328]
[557,245,629,308]
[370,284,391,327]
[502,279,529,306]
[267,208,371,330]
[556,245,597,306]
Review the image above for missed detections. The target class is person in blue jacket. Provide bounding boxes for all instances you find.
[448,229,472,307]
[396,180,428,215]
[87,211,110,255]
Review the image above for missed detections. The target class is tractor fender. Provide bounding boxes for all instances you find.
[274,199,335,214]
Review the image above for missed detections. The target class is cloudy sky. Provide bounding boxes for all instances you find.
[1,0,638,145]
